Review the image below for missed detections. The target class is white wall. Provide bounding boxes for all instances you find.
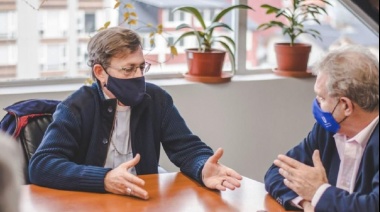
[0,74,316,182]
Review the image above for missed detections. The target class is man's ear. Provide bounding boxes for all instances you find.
[341,97,354,116]
[93,64,106,85]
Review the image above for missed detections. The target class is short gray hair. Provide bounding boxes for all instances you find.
[312,45,379,112]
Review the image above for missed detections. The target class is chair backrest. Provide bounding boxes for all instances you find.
[0,99,60,183]
[18,115,53,161]
[18,115,54,183]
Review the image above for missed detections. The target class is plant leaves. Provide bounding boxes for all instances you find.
[218,41,236,74]
[213,5,253,23]
[170,46,178,56]
[113,2,120,9]
[261,4,280,14]
[172,7,206,30]
[128,19,137,25]
[125,3,134,9]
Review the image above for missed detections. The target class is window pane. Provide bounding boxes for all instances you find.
[85,13,96,33]
[0,0,378,82]
[127,0,233,74]
[0,0,108,82]
[246,0,379,71]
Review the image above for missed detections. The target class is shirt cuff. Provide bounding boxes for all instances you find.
[290,196,304,209]
[311,183,331,207]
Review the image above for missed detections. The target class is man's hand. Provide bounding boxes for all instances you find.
[300,200,315,212]
[202,148,243,191]
[104,154,149,200]
[274,150,328,201]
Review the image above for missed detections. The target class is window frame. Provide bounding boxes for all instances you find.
[1,0,378,87]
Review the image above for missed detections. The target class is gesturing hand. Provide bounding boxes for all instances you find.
[274,150,328,201]
[202,148,243,191]
[104,154,149,200]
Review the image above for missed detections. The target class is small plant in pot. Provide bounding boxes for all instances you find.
[172,4,253,83]
[258,0,331,77]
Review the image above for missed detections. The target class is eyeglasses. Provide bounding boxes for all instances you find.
[106,62,151,77]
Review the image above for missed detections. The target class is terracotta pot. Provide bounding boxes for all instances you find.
[275,43,311,72]
[185,49,226,77]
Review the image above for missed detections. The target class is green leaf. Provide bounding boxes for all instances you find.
[213,5,253,23]
[215,35,236,51]
[218,41,236,74]
[173,31,203,50]
[261,4,280,15]
[172,7,206,30]
[175,23,193,31]
[206,22,233,36]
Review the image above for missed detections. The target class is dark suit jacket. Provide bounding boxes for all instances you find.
[264,122,379,212]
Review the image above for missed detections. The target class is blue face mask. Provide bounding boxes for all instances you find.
[105,75,146,107]
[312,98,341,133]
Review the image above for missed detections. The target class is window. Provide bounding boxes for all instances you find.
[84,13,96,33]
[39,10,67,38]
[0,11,16,39]
[0,0,378,83]
[244,0,379,72]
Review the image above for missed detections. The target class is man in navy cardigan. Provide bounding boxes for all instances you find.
[29,27,242,199]
[265,45,379,211]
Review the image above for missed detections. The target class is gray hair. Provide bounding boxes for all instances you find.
[87,27,142,79]
[312,45,379,112]
[0,132,23,212]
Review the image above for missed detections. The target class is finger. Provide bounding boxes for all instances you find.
[126,174,146,187]
[279,168,293,180]
[312,150,323,168]
[222,180,238,190]
[283,178,295,190]
[277,154,302,169]
[214,180,227,191]
[274,159,294,174]
[226,169,243,180]
[208,148,224,164]
[126,183,149,200]
[120,154,141,169]
[224,176,241,188]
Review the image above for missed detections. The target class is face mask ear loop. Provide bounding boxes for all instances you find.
[333,98,349,124]
[99,65,110,87]
[331,99,341,114]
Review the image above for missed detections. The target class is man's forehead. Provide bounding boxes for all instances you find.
[314,73,328,94]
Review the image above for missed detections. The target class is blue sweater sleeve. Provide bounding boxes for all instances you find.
[29,103,111,193]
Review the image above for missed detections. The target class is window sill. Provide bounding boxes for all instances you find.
[0,70,315,95]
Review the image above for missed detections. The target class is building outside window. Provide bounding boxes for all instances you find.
[0,0,378,82]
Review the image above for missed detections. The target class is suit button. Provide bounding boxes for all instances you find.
[102,138,108,144]
[108,107,113,113]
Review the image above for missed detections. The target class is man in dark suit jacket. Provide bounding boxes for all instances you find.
[265,45,379,212]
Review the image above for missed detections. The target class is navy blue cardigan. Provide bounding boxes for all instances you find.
[29,83,213,192]
[265,122,379,211]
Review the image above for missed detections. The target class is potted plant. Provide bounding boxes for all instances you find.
[258,0,331,77]
[171,4,253,83]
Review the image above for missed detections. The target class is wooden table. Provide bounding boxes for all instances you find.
[20,172,287,212]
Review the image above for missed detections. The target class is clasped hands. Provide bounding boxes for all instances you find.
[104,148,242,200]
[274,150,328,208]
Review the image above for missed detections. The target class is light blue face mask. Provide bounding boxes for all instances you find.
[312,98,342,133]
